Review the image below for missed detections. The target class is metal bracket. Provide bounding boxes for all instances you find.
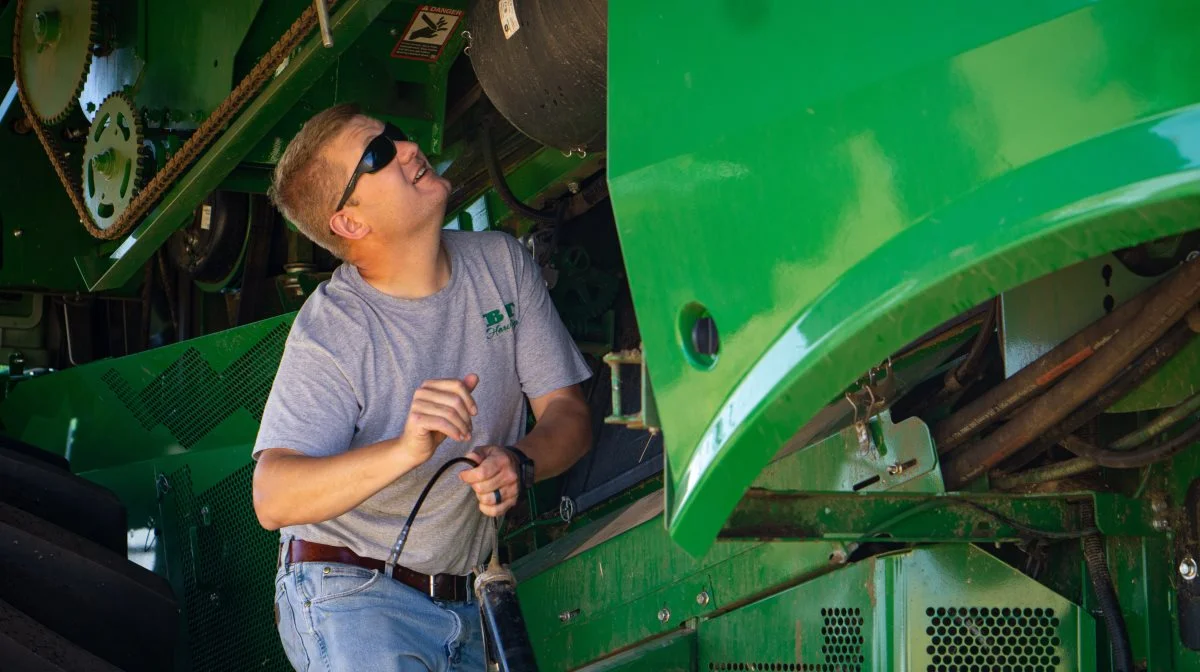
[603,348,659,432]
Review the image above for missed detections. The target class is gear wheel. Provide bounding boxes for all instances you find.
[82,92,149,232]
[15,0,100,125]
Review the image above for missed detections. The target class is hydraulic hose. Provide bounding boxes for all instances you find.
[943,259,1200,489]
[934,291,1146,454]
[996,319,1198,473]
[992,457,1099,490]
[479,122,561,225]
[385,456,480,572]
[1112,389,1200,449]
[1060,419,1200,469]
[1080,500,1134,672]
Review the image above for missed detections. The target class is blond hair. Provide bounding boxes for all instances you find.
[268,103,365,259]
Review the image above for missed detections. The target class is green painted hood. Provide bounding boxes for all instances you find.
[607,0,1200,556]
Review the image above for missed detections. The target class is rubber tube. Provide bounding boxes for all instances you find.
[943,260,1200,488]
[933,291,1147,454]
[385,456,480,570]
[479,122,561,225]
[997,320,1197,473]
[1111,389,1200,449]
[1061,420,1200,468]
[992,457,1099,489]
[1080,500,1134,672]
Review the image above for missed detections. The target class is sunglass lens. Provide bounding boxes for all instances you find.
[361,137,397,172]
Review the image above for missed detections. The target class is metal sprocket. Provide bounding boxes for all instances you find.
[82,92,148,232]
[15,0,99,125]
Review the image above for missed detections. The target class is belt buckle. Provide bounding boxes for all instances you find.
[429,574,435,598]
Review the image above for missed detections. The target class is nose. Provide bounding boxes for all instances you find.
[394,140,420,163]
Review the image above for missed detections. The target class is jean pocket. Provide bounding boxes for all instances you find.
[301,564,382,606]
[276,584,312,670]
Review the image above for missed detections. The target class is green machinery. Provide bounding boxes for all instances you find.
[2,0,1200,669]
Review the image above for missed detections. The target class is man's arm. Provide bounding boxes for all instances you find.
[253,375,480,529]
[460,383,591,517]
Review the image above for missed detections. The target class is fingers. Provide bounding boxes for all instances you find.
[410,399,472,441]
[408,409,467,443]
[459,446,508,484]
[413,388,473,433]
[476,482,520,517]
[420,378,479,417]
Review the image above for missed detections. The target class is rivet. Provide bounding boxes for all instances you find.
[657,607,671,623]
[304,600,311,608]
[696,591,710,607]
[323,566,331,575]
[12,230,23,238]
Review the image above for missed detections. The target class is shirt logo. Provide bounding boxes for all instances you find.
[483,302,518,339]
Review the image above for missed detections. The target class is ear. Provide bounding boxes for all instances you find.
[329,211,370,241]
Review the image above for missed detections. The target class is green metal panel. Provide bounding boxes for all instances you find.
[514,494,846,671]
[0,313,295,471]
[697,544,1093,671]
[608,1,1200,557]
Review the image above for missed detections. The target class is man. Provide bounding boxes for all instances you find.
[252,103,593,671]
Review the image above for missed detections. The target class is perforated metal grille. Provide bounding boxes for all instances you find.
[103,322,289,447]
[167,463,288,671]
[821,607,864,671]
[924,606,1063,672]
[709,664,851,671]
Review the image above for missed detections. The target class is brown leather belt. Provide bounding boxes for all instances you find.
[286,539,471,602]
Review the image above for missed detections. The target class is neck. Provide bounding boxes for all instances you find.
[353,226,450,299]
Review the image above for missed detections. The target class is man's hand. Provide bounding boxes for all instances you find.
[396,374,479,465]
[460,445,520,517]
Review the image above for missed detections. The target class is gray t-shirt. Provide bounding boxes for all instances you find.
[253,230,591,576]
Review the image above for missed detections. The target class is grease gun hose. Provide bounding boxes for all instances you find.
[385,456,480,570]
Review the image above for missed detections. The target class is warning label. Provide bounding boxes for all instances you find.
[391,5,463,62]
[498,0,520,39]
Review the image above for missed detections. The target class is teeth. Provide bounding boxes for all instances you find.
[413,165,427,184]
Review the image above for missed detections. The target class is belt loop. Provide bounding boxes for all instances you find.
[278,533,293,571]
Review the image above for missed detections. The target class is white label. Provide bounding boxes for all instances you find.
[200,204,213,231]
[391,6,463,62]
[499,0,520,39]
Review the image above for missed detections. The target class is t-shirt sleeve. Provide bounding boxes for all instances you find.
[510,237,593,399]
[252,330,360,460]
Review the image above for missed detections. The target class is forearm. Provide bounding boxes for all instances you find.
[252,438,422,530]
[514,396,592,481]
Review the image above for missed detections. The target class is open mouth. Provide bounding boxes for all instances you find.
[412,163,428,184]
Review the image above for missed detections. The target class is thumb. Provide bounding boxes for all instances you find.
[463,373,480,392]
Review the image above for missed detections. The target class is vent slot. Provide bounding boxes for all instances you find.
[924,606,1063,672]
[102,323,289,447]
[708,665,847,671]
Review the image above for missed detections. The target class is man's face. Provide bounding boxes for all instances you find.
[326,116,452,243]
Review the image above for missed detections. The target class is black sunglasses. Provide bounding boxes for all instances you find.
[333,122,409,212]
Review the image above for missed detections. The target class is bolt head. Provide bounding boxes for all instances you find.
[696,591,710,607]
[1181,557,1198,581]
[12,229,23,238]
[657,607,671,623]
[567,181,581,194]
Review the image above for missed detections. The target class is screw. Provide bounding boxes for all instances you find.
[696,591,710,607]
[12,229,22,238]
[390,27,399,36]
[567,181,581,194]
[657,607,671,624]
[199,505,211,525]
[887,463,904,475]
[558,609,579,623]
[1181,557,1198,581]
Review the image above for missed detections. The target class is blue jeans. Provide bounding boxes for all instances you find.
[274,544,486,671]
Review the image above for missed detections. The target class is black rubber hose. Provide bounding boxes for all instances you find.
[1079,500,1134,672]
[1061,419,1200,468]
[943,260,1200,488]
[995,320,1197,473]
[933,290,1147,453]
[386,456,480,568]
[479,122,561,225]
